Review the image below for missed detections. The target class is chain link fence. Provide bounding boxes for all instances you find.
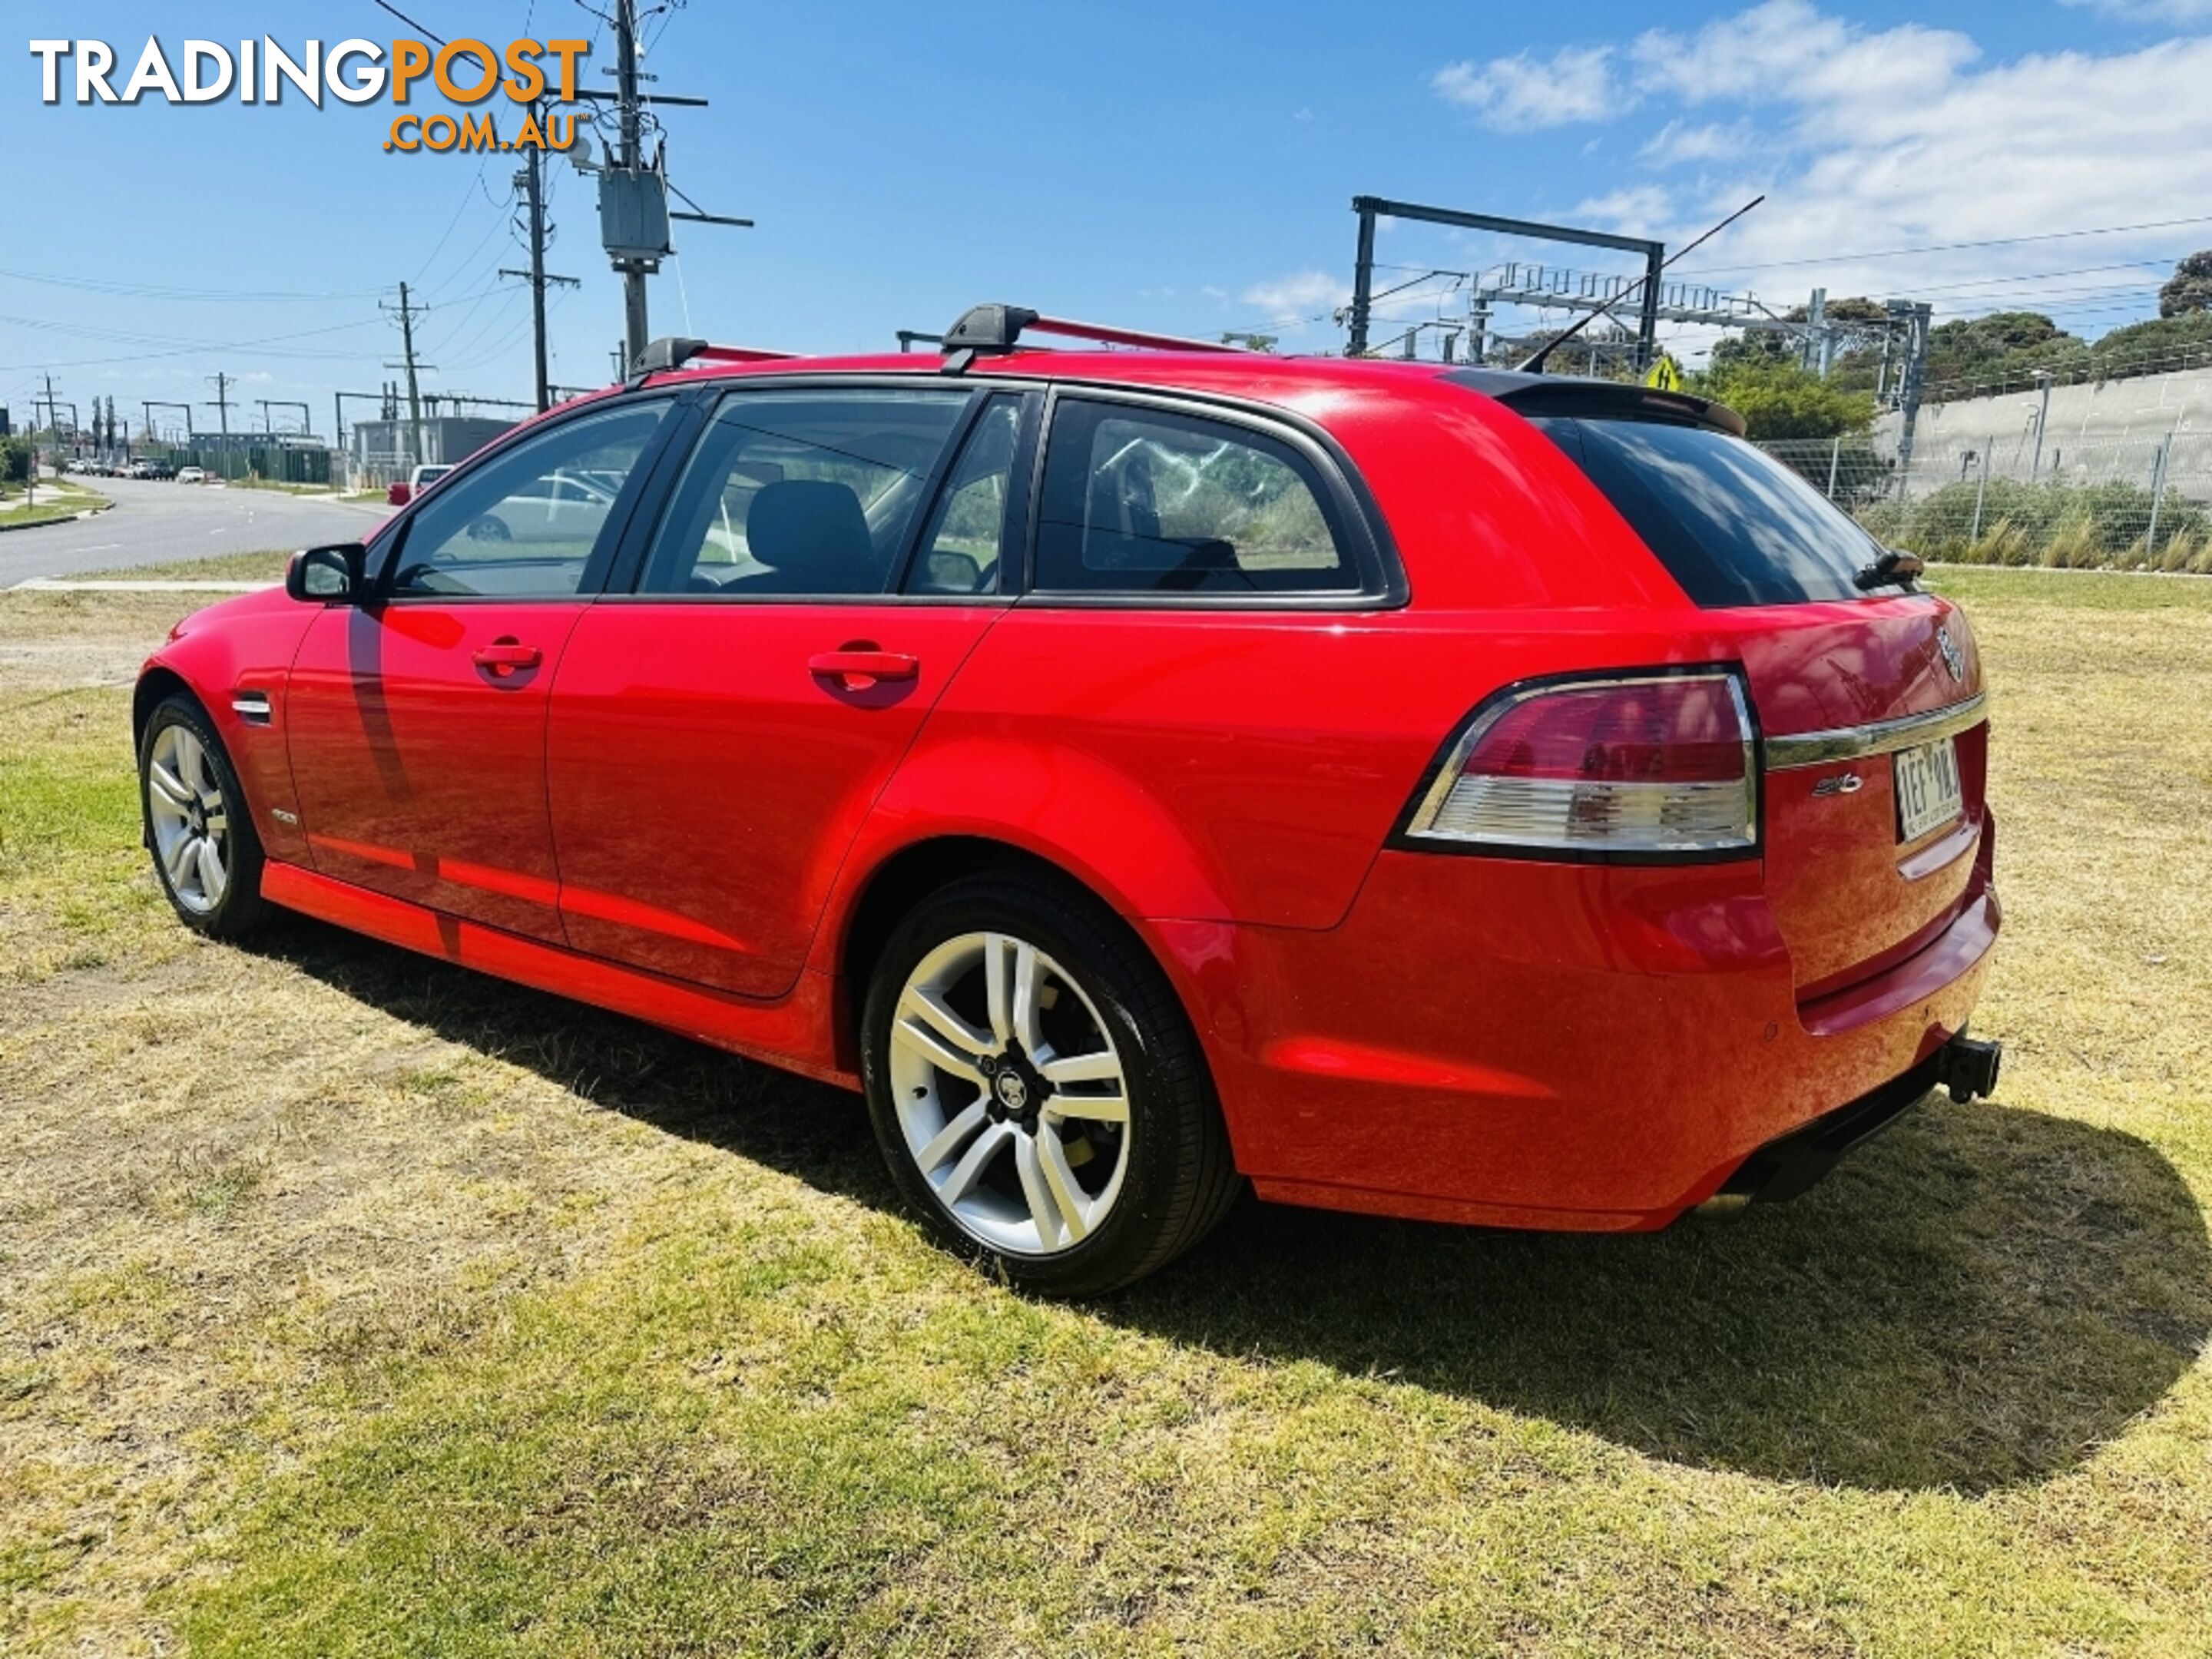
[1758,433,2212,575]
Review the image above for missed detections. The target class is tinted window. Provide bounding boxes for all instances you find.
[388,402,667,598]
[1036,400,1356,594]
[906,395,1022,596]
[1534,416,1892,607]
[641,389,972,596]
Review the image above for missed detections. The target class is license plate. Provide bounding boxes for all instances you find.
[1894,736,1963,843]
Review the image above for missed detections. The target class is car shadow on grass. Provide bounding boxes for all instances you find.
[252,917,2211,1498]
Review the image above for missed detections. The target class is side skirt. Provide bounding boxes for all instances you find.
[261,861,857,1090]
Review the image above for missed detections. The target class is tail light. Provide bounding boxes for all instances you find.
[1399,670,1757,860]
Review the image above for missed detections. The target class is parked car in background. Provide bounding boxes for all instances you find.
[177,466,206,485]
[386,462,454,507]
[132,308,2003,1293]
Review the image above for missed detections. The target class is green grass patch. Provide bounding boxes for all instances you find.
[0,687,164,979]
[0,577,2208,1655]
[75,548,296,584]
[217,478,339,495]
[0,480,104,528]
[1927,565,2212,613]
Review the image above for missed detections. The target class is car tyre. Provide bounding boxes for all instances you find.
[861,870,1241,1296]
[139,694,273,939]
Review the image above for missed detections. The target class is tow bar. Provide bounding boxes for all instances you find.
[1933,1033,2002,1104]
[1696,1030,2005,1214]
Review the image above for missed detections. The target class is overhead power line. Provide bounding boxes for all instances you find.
[369,0,446,45]
[0,267,382,302]
[1679,214,2212,279]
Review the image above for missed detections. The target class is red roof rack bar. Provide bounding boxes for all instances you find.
[631,336,800,376]
[688,344,803,364]
[939,304,1243,366]
[1022,313,1241,354]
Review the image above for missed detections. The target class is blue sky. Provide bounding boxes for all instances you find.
[6,1,2211,439]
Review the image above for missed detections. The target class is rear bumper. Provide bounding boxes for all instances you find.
[1149,842,2000,1230]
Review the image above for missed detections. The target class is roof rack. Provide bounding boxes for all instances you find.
[630,336,802,379]
[938,304,1242,372]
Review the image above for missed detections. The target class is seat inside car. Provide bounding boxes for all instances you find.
[736,478,878,593]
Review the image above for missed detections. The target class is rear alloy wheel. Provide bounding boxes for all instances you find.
[862,873,1240,1294]
[141,695,271,938]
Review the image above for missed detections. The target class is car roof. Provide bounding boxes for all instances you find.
[634,347,1456,400]
[628,349,1742,431]
[525,346,1740,446]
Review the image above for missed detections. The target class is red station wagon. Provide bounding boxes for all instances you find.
[134,305,2002,1293]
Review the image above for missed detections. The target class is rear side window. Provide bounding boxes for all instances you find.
[641,389,972,597]
[1035,399,1357,594]
[1533,416,1889,607]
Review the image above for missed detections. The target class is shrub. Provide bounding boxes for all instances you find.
[1948,520,2032,567]
[2040,518,2104,569]
[1883,478,2208,563]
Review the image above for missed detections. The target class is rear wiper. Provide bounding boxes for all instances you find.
[1855,548,1925,591]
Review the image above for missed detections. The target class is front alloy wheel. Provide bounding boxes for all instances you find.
[146,721,232,914]
[140,694,270,938]
[862,872,1240,1295]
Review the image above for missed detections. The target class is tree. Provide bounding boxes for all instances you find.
[2159,251,2212,319]
[1809,296,1888,326]
[1710,296,1891,382]
[1693,359,1877,442]
[1932,311,2069,356]
[1482,323,1641,379]
[1708,330,1792,372]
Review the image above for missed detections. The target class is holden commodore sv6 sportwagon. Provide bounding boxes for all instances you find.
[134,305,2002,1293]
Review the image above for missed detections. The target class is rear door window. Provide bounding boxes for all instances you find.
[640,389,974,596]
[1533,416,1893,607]
[1035,399,1358,594]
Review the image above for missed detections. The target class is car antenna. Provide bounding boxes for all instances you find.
[1515,195,1766,375]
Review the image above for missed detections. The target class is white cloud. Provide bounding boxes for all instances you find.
[1239,270,1346,326]
[1568,187,1676,240]
[2061,0,2212,21]
[1430,45,1622,130]
[1631,0,1976,108]
[1462,5,2212,343]
[1637,119,1756,167]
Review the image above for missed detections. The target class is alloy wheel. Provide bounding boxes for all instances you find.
[887,931,1132,1256]
[146,724,230,915]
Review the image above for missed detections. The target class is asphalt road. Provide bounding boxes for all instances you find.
[1,478,389,587]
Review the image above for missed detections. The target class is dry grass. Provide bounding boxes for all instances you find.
[2,569,2209,1656]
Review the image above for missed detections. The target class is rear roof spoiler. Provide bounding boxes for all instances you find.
[1444,368,1747,438]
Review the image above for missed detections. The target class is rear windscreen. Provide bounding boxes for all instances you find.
[1532,415,1896,607]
